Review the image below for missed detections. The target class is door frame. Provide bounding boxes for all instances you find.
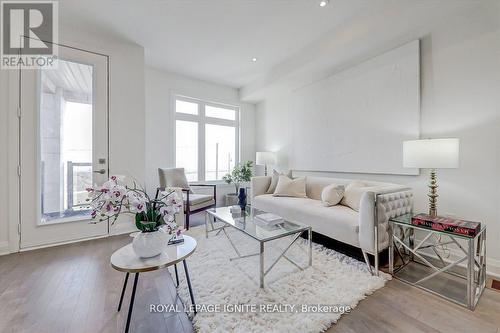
[8,40,110,252]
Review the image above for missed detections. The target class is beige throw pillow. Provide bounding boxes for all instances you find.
[273,175,307,198]
[321,184,345,207]
[266,169,293,194]
[341,181,384,211]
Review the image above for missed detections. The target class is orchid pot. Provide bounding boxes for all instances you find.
[132,228,169,258]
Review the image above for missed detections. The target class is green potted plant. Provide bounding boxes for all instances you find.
[223,161,253,205]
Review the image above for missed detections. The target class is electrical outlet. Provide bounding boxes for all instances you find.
[491,279,500,291]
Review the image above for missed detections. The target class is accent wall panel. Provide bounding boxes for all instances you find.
[290,40,420,175]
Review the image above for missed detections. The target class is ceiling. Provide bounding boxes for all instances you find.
[42,59,93,103]
[58,0,494,99]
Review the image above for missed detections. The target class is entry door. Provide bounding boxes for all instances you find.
[19,44,109,249]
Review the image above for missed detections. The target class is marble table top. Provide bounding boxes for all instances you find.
[110,235,197,273]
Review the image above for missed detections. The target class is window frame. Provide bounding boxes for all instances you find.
[173,95,240,182]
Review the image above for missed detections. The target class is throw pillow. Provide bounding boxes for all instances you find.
[321,184,345,207]
[273,175,307,198]
[158,168,191,193]
[266,169,293,194]
[340,182,387,211]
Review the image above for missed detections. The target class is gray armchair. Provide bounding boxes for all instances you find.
[157,168,216,230]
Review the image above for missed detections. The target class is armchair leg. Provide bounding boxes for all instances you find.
[185,213,190,230]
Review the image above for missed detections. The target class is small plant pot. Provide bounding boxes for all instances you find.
[132,228,168,258]
[225,193,238,206]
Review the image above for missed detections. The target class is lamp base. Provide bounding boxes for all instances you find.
[428,169,438,217]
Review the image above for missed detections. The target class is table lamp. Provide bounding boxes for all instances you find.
[255,152,277,176]
[403,138,459,217]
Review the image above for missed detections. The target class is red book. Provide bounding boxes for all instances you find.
[411,214,481,237]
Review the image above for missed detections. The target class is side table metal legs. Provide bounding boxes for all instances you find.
[389,221,486,310]
[125,273,139,333]
[116,262,196,333]
[174,264,179,287]
[117,272,129,311]
[182,260,197,314]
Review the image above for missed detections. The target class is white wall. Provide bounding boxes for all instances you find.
[255,7,500,274]
[145,67,256,203]
[0,71,10,254]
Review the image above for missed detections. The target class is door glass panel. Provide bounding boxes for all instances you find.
[39,59,93,223]
[176,120,198,181]
[205,124,236,181]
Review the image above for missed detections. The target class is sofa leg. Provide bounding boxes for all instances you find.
[361,250,373,275]
[374,222,379,277]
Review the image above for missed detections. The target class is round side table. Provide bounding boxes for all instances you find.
[111,235,197,333]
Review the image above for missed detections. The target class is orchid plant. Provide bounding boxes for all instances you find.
[86,175,183,235]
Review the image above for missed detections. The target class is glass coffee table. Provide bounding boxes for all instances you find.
[206,206,312,288]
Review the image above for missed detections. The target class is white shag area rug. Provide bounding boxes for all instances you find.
[176,226,390,333]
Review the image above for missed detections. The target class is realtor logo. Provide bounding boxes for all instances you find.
[1,0,58,69]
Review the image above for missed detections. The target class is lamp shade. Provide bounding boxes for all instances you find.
[403,138,459,169]
[256,152,277,166]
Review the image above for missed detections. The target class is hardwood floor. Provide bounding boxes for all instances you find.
[0,234,193,333]
[1,215,499,333]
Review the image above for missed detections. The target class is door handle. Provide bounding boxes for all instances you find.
[93,169,106,174]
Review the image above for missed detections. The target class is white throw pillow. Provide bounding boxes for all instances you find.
[321,184,345,207]
[266,169,293,194]
[341,182,386,211]
[272,175,307,198]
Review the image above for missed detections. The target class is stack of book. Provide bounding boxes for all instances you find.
[411,213,481,237]
[254,213,284,226]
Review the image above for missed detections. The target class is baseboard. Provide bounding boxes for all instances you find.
[18,234,109,253]
[0,241,9,255]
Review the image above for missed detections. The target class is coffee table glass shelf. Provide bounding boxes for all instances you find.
[389,213,486,310]
[206,206,312,288]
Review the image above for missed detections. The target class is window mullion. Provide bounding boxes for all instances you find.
[198,103,206,182]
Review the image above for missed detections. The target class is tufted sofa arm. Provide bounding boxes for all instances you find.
[359,187,413,254]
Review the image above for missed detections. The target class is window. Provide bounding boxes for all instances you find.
[175,96,239,182]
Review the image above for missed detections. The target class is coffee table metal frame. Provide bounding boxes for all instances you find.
[205,207,312,288]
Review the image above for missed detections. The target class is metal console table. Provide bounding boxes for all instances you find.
[389,213,486,310]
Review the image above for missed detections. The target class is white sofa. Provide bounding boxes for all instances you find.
[251,175,413,275]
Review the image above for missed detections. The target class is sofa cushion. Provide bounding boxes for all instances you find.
[267,169,293,194]
[273,176,307,198]
[253,194,360,247]
[182,193,214,211]
[321,184,345,206]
